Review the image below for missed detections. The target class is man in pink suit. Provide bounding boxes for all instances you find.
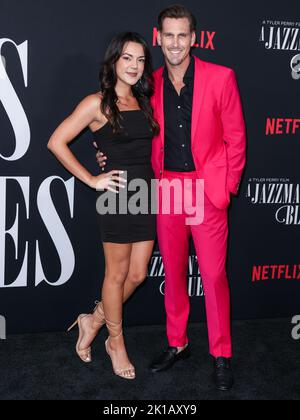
[148,5,246,391]
[96,5,246,391]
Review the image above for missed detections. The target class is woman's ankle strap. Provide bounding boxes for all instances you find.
[105,319,123,338]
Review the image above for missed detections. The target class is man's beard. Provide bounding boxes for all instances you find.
[165,52,189,67]
[166,54,186,67]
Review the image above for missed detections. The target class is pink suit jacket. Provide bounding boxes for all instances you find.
[151,55,247,210]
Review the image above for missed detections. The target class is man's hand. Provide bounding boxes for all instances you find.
[93,141,107,171]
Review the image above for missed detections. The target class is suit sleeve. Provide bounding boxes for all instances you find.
[221,70,247,195]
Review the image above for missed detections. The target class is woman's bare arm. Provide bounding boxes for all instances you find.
[47,94,105,188]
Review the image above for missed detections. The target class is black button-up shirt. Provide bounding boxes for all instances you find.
[163,56,196,172]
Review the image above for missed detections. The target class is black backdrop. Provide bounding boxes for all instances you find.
[0,0,299,334]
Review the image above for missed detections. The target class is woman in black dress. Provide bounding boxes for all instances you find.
[47,32,159,380]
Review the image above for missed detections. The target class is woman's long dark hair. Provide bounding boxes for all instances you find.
[99,32,160,136]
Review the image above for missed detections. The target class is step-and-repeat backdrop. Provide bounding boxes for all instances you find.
[1,0,299,334]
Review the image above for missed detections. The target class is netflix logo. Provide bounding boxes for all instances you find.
[152,27,216,50]
[252,264,300,282]
[266,118,300,135]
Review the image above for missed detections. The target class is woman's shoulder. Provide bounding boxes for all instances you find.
[78,92,107,124]
[81,92,103,109]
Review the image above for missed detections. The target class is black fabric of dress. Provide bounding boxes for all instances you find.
[94,110,156,243]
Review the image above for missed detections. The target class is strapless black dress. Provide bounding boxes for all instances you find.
[94,110,157,243]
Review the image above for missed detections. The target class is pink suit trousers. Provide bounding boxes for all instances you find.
[157,170,232,358]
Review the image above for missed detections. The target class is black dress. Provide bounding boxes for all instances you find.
[94,110,157,244]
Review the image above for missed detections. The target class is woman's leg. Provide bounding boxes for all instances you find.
[101,242,132,322]
[101,242,134,378]
[92,240,154,323]
[76,240,154,360]
[122,240,155,301]
[76,242,130,356]
[103,241,154,378]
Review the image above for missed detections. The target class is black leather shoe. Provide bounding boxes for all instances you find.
[149,346,190,373]
[213,357,234,391]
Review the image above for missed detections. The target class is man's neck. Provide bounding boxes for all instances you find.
[165,55,192,84]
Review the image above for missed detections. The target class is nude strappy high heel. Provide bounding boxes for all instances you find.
[67,301,105,363]
[105,319,136,380]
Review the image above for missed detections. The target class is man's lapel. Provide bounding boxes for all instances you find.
[191,56,205,148]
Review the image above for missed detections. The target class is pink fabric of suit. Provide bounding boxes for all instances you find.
[151,56,246,357]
